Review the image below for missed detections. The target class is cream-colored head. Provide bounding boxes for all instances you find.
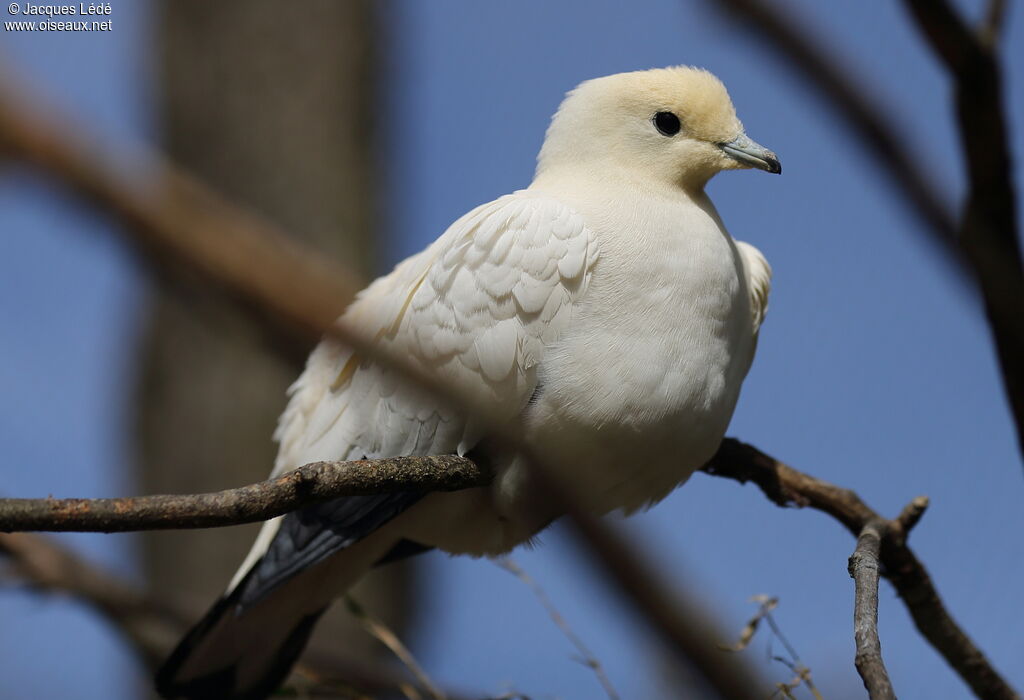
[535,66,779,191]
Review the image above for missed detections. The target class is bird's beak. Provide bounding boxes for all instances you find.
[719,134,781,174]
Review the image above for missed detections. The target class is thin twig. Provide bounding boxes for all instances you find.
[762,604,824,700]
[719,594,778,652]
[344,595,446,700]
[0,70,768,699]
[762,606,801,672]
[723,596,823,700]
[495,557,621,700]
[774,680,798,700]
[704,438,1020,700]
[769,655,822,700]
[848,520,896,699]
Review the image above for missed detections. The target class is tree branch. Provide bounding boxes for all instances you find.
[0,532,478,699]
[0,456,488,533]
[979,0,1007,48]
[899,0,1024,461]
[2,439,1017,699]
[0,73,359,346]
[0,456,768,699]
[706,0,957,251]
[707,0,1024,462]
[703,438,1020,700]
[848,520,896,699]
[0,532,188,668]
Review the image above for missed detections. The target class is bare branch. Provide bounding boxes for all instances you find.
[0,456,488,533]
[3,436,1017,698]
[704,438,1020,700]
[848,520,896,699]
[979,0,1008,48]
[0,532,189,668]
[706,0,957,250]
[707,0,1024,462]
[0,533,478,699]
[1,468,766,699]
[0,73,359,345]
[898,0,1024,456]
[4,436,1018,699]
[900,0,981,73]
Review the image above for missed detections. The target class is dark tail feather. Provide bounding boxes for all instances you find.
[156,493,426,699]
[155,567,327,700]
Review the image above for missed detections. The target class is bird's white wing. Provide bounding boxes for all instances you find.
[735,240,771,334]
[228,191,599,587]
[275,190,598,473]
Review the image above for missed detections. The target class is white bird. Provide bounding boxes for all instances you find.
[157,65,779,700]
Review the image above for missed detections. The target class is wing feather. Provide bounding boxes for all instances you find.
[735,240,772,334]
[232,192,598,583]
[296,192,598,460]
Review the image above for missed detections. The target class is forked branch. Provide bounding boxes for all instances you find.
[703,439,1018,700]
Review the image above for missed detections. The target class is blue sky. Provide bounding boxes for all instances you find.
[2,1,1022,698]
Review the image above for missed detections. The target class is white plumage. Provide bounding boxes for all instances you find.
[158,65,779,700]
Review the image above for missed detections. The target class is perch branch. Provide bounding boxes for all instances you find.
[0,456,487,533]
[0,459,766,699]
[704,438,1019,700]
[848,520,896,700]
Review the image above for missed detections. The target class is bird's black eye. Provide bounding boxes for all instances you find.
[653,111,681,137]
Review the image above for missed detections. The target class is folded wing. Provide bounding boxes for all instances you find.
[157,191,599,699]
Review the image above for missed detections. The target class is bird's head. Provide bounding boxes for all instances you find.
[535,66,780,192]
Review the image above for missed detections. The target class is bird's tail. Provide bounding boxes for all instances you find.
[155,571,325,700]
[155,517,402,700]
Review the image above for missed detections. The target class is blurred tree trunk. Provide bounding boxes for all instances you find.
[135,0,416,680]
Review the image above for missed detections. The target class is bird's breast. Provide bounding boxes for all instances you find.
[521,191,754,513]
